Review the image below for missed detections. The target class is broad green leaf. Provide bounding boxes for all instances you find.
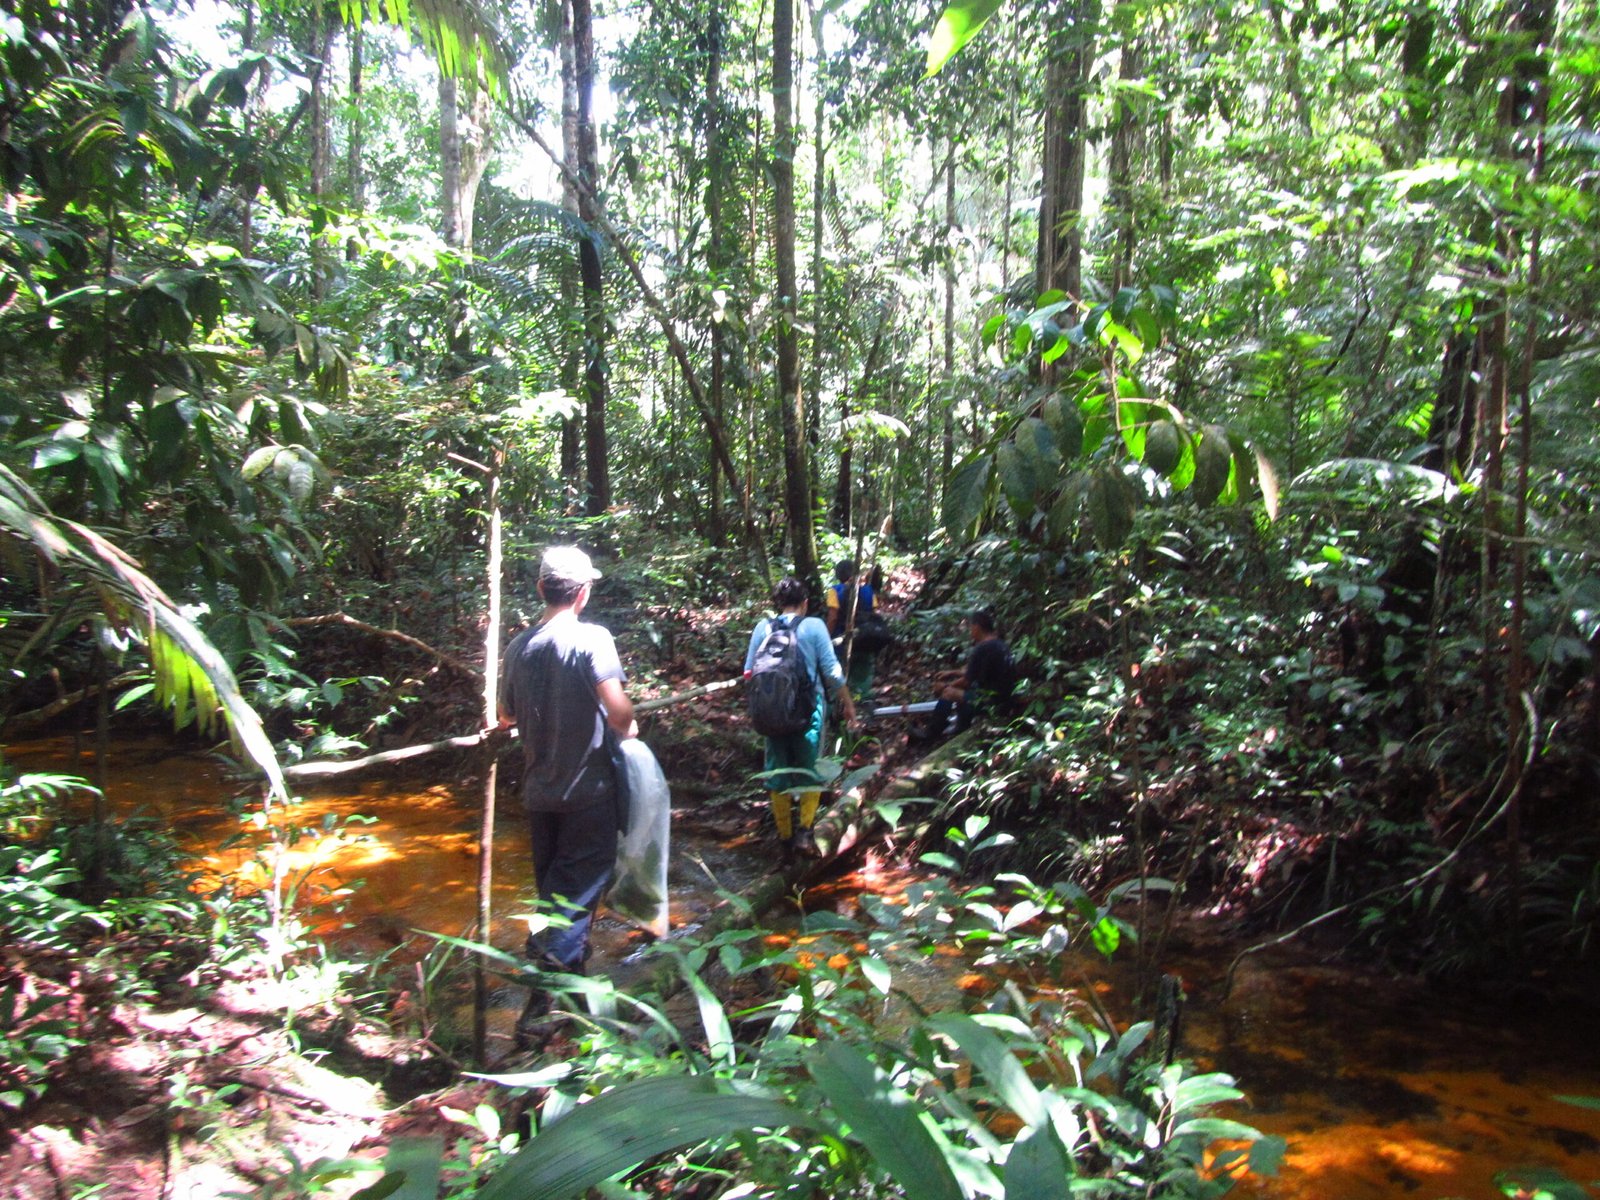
[927,1013,1047,1128]
[1089,916,1120,957]
[1493,1167,1593,1200]
[1170,1117,1257,1141]
[1143,420,1184,476]
[1046,471,1088,545]
[683,963,737,1067]
[1013,418,1058,492]
[1042,394,1084,461]
[1086,468,1135,549]
[1250,1134,1287,1176]
[944,453,994,540]
[996,440,1034,517]
[860,956,891,995]
[364,1137,442,1200]
[808,1043,964,1200]
[925,0,1007,77]
[1189,425,1232,506]
[475,1076,810,1200]
[1004,1122,1073,1198]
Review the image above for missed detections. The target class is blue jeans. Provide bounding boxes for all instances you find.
[525,791,621,972]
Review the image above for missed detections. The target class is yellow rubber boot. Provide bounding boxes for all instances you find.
[770,790,794,839]
[797,791,821,831]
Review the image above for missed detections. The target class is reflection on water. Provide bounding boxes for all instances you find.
[8,734,1600,1197]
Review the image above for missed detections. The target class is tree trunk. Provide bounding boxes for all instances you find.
[1107,35,1140,291]
[571,0,612,516]
[773,0,817,582]
[439,70,493,362]
[807,1,827,518]
[307,10,335,299]
[942,136,956,481]
[706,6,728,539]
[555,5,584,503]
[1036,0,1095,312]
[345,22,363,261]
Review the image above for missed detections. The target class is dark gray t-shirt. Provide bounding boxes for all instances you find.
[499,611,626,812]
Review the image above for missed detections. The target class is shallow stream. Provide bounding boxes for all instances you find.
[9,734,1599,1199]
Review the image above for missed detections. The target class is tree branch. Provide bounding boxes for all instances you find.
[278,612,481,680]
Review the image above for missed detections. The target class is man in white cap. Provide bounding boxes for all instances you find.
[497,544,635,1049]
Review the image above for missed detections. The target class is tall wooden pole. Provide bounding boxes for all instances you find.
[474,451,504,1063]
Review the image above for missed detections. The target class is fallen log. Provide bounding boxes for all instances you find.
[812,729,976,858]
[635,677,740,714]
[284,731,500,779]
[281,678,743,781]
[2,672,141,736]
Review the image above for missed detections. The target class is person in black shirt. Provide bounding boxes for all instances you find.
[917,608,1017,740]
[497,545,636,1049]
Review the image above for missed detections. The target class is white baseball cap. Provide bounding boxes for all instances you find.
[539,545,602,584]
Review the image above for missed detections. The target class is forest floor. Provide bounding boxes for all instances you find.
[0,625,948,1200]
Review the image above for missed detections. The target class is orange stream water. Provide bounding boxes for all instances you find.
[9,736,1600,1197]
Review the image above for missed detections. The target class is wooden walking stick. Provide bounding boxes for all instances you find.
[459,450,504,1064]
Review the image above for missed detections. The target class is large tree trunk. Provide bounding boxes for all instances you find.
[1036,0,1096,314]
[772,0,818,582]
[571,0,612,516]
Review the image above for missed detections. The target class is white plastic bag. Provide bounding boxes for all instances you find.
[610,738,670,937]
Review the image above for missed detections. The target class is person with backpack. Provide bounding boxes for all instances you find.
[744,576,856,856]
[825,559,888,702]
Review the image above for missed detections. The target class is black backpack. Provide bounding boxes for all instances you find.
[746,615,815,737]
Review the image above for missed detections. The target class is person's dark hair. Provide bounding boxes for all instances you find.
[834,559,856,584]
[541,576,585,606]
[969,607,998,634]
[773,576,808,608]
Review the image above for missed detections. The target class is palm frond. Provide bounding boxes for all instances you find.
[0,465,285,799]
[332,0,508,93]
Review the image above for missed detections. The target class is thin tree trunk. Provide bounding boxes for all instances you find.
[571,0,611,516]
[773,0,818,583]
[1497,0,1556,958]
[307,10,335,299]
[559,6,583,502]
[942,136,956,481]
[345,22,363,261]
[706,6,728,539]
[1107,35,1140,290]
[807,1,827,514]
[473,453,503,1065]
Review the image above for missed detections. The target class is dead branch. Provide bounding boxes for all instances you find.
[283,731,500,780]
[634,677,741,713]
[279,613,480,680]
